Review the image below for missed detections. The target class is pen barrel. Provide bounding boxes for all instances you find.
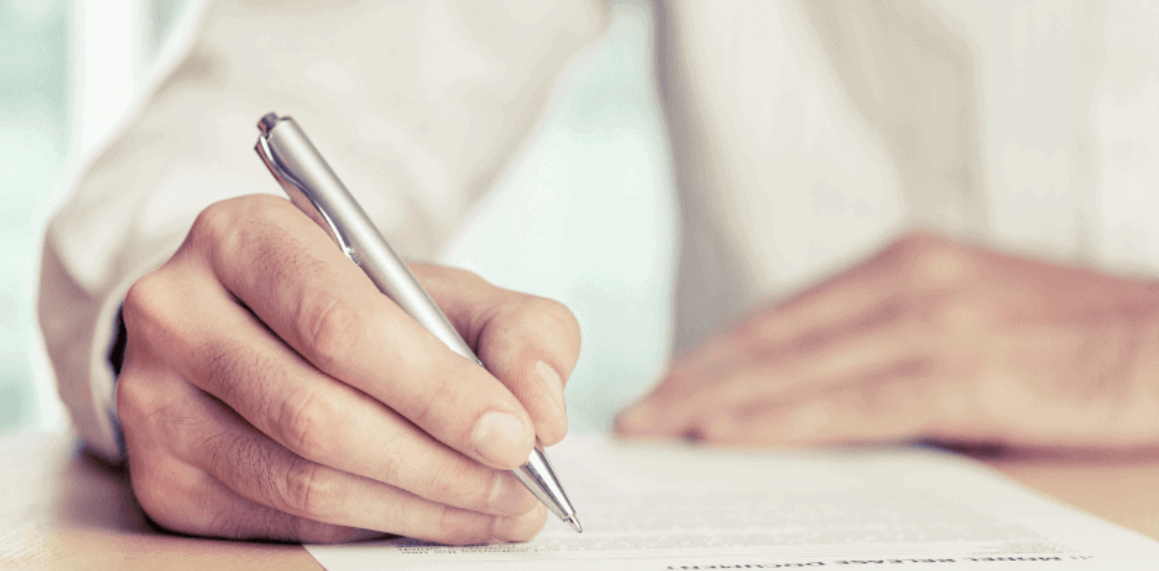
[516,448,577,522]
[261,117,479,363]
[257,114,578,531]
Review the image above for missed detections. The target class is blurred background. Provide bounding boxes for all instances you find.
[0,0,192,433]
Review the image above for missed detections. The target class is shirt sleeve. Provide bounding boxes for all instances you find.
[37,0,607,463]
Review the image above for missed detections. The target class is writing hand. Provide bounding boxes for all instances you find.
[117,195,579,543]
[617,233,1159,451]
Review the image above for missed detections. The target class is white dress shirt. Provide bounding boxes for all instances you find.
[39,0,1159,461]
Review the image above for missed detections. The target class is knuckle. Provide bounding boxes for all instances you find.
[114,361,176,435]
[280,457,340,519]
[123,270,205,364]
[189,199,241,251]
[129,458,210,536]
[300,294,361,371]
[189,195,296,269]
[280,389,334,461]
[122,271,173,335]
[114,369,150,429]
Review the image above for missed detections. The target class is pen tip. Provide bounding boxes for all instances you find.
[566,515,582,533]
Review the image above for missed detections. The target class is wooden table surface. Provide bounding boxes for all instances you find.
[2,431,1157,570]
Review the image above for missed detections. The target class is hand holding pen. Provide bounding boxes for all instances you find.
[112,116,580,544]
[257,113,580,531]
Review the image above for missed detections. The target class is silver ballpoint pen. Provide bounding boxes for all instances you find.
[254,113,582,533]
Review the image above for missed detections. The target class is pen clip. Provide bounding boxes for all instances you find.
[255,115,359,264]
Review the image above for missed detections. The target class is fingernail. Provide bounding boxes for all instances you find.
[471,411,531,467]
[534,361,567,422]
[489,473,534,515]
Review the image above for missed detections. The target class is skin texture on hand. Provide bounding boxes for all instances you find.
[116,195,580,544]
[617,232,1159,453]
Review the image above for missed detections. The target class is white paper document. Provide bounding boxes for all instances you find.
[307,437,1159,570]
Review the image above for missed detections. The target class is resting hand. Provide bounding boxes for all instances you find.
[617,232,1159,451]
[117,195,579,543]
